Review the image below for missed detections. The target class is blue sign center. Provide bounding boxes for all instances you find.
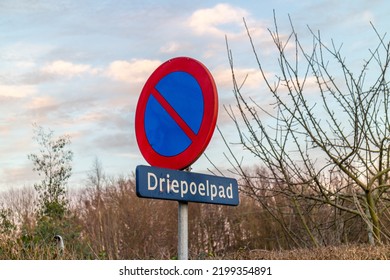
[144,71,204,157]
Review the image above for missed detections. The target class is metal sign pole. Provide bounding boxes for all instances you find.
[178,201,188,260]
[178,166,190,260]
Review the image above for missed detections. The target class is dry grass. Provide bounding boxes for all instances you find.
[215,244,390,260]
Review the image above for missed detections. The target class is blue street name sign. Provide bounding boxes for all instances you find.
[136,165,239,206]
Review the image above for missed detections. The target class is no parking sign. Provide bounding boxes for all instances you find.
[134,56,238,260]
[135,57,218,170]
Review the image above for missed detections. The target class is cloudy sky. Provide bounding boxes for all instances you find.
[0,0,388,191]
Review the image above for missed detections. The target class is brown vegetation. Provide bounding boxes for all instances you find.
[219,244,390,260]
[0,173,387,260]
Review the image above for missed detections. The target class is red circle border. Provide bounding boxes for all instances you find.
[135,57,218,170]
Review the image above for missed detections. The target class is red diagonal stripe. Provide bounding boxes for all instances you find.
[151,88,196,140]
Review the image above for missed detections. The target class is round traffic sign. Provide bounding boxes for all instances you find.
[135,57,218,170]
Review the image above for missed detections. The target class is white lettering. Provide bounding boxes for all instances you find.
[144,170,236,203]
[159,177,166,192]
[166,174,170,192]
[226,183,233,199]
[170,179,179,193]
[218,185,226,198]
[210,184,217,200]
[148,172,158,190]
[190,182,197,195]
[180,181,188,198]
[198,183,205,196]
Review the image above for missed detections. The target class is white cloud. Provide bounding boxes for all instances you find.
[160,42,183,54]
[15,61,36,69]
[188,3,249,38]
[42,60,100,78]
[106,59,161,84]
[360,10,375,23]
[0,162,38,188]
[27,96,57,110]
[0,85,37,98]
[213,66,262,90]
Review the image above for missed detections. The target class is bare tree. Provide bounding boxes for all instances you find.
[225,16,390,245]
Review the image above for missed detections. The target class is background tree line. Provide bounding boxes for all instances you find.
[1,17,390,259]
[0,165,377,260]
[0,126,383,259]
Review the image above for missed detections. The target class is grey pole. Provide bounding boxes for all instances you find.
[178,166,190,260]
[178,201,188,260]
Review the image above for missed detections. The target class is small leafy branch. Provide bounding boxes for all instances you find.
[28,125,73,220]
